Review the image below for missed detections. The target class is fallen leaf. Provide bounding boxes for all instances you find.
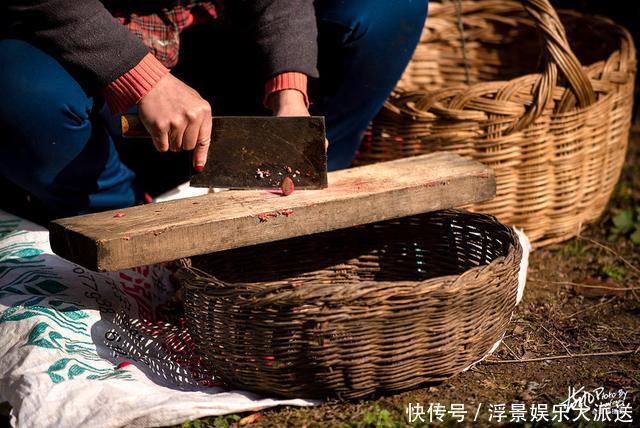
[239,413,262,425]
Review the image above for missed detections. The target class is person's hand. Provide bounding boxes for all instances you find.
[267,90,328,149]
[138,73,212,171]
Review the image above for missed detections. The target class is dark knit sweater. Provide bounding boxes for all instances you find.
[2,0,319,93]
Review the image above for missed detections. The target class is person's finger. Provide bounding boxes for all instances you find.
[182,113,201,152]
[150,122,170,152]
[193,114,212,170]
[169,120,186,152]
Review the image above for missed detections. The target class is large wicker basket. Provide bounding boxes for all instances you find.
[356,0,636,247]
[179,210,523,399]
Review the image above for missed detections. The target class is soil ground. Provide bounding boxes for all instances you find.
[180,134,640,428]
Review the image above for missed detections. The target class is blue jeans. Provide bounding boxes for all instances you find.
[0,0,427,219]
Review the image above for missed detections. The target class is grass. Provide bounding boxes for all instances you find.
[180,415,241,428]
[600,263,628,281]
[561,239,588,259]
[341,405,404,428]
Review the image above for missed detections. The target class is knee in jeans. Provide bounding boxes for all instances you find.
[342,0,428,42]
[0,39,92,129]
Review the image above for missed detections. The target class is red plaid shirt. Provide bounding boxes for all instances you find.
[114,2,218,69]
[104,2,308,113]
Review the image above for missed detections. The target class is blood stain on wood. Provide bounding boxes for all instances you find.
[113,213,125,218]
[256,209,294,222]
[257,212,276,222]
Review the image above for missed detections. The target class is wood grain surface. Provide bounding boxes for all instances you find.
[49,152,496,271]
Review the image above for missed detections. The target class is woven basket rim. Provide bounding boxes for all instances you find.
[178,212,523,306]
[388,0,636,123]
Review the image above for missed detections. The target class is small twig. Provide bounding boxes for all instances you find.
[501,341,521,360]
[561,296,617,320]
[529,278,639,292]
[539,324,572,356]
[484,349,638,364]
[576,235,640,276]
[469,366,490,375]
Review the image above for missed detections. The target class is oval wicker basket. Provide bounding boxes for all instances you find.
[179,210,523,399]
[355,0,637,248]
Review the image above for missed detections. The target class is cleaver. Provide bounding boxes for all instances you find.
[121,115,328,189]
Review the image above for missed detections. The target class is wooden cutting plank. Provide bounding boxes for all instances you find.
[49,152,495,271]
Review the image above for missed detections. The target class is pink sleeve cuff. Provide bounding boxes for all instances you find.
[264,72,309,108]
[103,53,170,114]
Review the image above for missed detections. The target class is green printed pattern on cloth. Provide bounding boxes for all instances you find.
[0,218,133,383]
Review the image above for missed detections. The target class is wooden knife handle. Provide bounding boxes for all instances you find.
[120,114,150,138]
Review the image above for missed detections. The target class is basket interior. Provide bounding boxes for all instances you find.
[190,211,515,286]
[404,5,624,91]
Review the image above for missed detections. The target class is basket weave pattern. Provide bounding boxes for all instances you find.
[356,0,636,247]
[180,210,522,399]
